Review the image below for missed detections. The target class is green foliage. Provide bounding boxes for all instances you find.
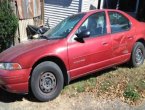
[123,85,140,101]
[76,81,85,93]
[0,1,18,52]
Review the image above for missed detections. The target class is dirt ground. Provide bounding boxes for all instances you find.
[0,86,145,110]
[0,90,136,110]
[0,64,145,110]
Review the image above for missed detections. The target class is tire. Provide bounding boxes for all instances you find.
[30,61,64,102]
[130,42,145,67]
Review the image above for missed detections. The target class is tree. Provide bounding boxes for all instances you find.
[0,0,18,52]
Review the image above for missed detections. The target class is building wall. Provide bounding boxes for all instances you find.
[44,0,81,28]
[81,0,90,12]
[18,19,34,42]
[81,0,99,12]
[14,0,43,43]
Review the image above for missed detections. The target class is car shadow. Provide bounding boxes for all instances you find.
[0,87,41,103]
[69,66,118,85]
[0,89,40,103]
[0,89,24,103]
[0,64,129,103]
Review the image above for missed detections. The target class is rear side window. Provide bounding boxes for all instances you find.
[108,12,131,33]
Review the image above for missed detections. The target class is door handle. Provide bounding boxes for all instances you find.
[127,36,133,40]
[102,42,108,46]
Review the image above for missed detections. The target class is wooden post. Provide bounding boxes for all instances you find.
[41,0,44,24]
[13,1,20,44]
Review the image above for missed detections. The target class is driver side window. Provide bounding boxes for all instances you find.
[77,12,107,37]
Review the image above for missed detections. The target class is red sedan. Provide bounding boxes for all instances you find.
[0,9,145,101]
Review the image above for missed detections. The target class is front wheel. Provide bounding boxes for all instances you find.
[130,42,145,67]
[30,61,64,102]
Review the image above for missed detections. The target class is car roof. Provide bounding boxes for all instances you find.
[72,9,137,23]
[78,9,133,19]
[73,9,125,17]
[84,9,123,14]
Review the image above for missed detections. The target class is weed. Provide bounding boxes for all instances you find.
[123,85,140,101]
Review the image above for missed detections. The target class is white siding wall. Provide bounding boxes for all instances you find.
[44,0,81,28]
[81,0,99,12]
[81,0,90,12]
[19,19,34,42]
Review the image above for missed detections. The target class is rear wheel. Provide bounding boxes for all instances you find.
[30,61,64,102]
[130,42,145,67]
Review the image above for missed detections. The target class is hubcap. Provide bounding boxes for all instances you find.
[39,72,56,93]
[135,48,143,64]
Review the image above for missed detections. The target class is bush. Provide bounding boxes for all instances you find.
[0,0,18,52]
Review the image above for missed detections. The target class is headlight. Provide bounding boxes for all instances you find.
[0,63,22,70]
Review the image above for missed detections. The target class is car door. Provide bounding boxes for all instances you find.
[108,11,133,64]
[68,12,112,78]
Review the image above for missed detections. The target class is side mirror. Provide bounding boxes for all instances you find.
[76,30,90,39]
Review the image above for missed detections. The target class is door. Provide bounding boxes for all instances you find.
[108,11,133,63]
[68,12,112,78]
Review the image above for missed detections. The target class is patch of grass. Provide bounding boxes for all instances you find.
[105,73,114,78]
[62,63,145,105]
[100,80,113,92]
[123,85,140,101]
[62,77,97,94]
[136,80,145,92]
[86,78,96,87]
[76,82,85,93]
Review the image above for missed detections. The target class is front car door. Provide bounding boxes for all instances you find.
[68,11,113,79]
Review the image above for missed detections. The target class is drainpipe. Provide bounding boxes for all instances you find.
[100,0,104,9]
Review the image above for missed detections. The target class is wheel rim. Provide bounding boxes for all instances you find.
[39,72,57,93]
[135,48,143,64]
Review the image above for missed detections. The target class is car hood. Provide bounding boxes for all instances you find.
[0,39,60,62]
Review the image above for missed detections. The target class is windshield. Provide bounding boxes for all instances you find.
[44,13,85,39]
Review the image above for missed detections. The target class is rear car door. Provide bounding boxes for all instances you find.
[68,12,112,78]
[108,11,133,64]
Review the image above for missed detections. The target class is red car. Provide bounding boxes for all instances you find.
[0,9,145,101]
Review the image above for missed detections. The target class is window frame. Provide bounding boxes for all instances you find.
[75,11,108,39]
[108,11,132,34]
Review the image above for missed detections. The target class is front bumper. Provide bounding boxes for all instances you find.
[0,68,31,93]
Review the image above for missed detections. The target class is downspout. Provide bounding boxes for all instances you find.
[100,0,104,9]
